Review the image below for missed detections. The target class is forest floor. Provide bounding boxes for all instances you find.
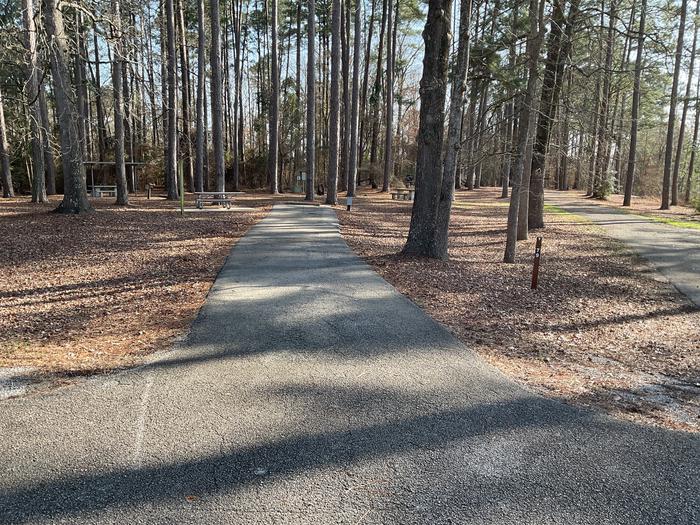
[337,188,700,432]
[0,194,273,385]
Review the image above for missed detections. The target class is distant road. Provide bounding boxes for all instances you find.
[547,191,700,308]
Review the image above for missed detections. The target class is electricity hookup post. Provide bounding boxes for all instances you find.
[346,196,353,211]
[531,237,543,290]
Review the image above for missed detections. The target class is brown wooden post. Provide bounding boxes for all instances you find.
[531,237,543,289]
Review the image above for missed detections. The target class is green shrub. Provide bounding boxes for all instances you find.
[593,174,616,200]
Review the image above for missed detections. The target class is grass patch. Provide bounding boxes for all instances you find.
[543,204,573,215]
[451,200,510,209]
[641,214,700,231]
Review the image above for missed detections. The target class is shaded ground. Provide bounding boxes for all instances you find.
[337,189,700,432]
[1,204,697,524]
[0,194,270,379]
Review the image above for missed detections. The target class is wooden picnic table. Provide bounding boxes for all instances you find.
[88,185,117,198]
[194,191,245,209]
[390,188,415,201]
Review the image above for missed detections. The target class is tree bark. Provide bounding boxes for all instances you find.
[348,0,362,197]
[623,0,647,206]
[306,0,317,200]
[211,0,226,192]
[402,0,453,257]
[23,0,46,203]
[112,0,129,205]
[93,26,107,161]
[177,0,194,193]
[195,0,206,193]
[165,0,179,199]
[432,0,472,259]
[340,1,351,191]
[39,88,57,195]
[44,0,91,213]
[672,0,699,205]
[268,0,280,194]
[528,0,578,228]
[591,0,616,199]
[358,0,377,177]
[504,0,545,262]
[686,73,700,203]
[326,0,342,204]
[383,0,398,192]
[368,0,389,187]
[0,85,13,198]
[661,0,687,209]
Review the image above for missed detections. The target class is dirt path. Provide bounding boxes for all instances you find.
[547,191,700,307]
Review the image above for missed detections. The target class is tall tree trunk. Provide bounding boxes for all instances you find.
[74,12,88,161]
[165,0,179,199]
[591,0,616,199]
[504,0,545,262]
[500,101,513,198]
[558,68,572,190]
[93,26,107,161]
[235,0,244,190]
[44,0,91,213]
[211,0,226,192]
[383,0,398,192]
[432,0,471,259]
[294,1,302,186]
[686,73,700,203]
[23,0,46,203]
[177,0,194,193]
[528,0,578,228]
[473,83,489,189]
[661,0,687,209]
[195,0,206,193]
[145,6,159,146]
[369,0,389,187]
[39,88,57,195]
[326,0,342,204]
[672,0,699,205]
[268,0,280,194]
[112,0,129,205]
[348,0,362,197]
[306,0,317,201]
[0,85,13,198]
[402,0,453,257]
[358,0,377,175]
[517,123,536,240]
[340,1,351,191]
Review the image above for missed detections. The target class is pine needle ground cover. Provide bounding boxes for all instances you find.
[1,196,270,379]
[338,189,699,433]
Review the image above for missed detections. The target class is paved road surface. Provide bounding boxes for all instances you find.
[1,204,698,524]
[547,192,700,307]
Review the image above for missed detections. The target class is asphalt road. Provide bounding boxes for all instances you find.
[1,204,698,524]
[547,192,700,307]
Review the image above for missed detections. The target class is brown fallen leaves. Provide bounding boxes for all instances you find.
[0,195,269,377]
[337,189,700,433]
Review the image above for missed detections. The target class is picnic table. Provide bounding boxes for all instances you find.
[88,185,117,198]
[390,188,415,201]
[194,191,245,209]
